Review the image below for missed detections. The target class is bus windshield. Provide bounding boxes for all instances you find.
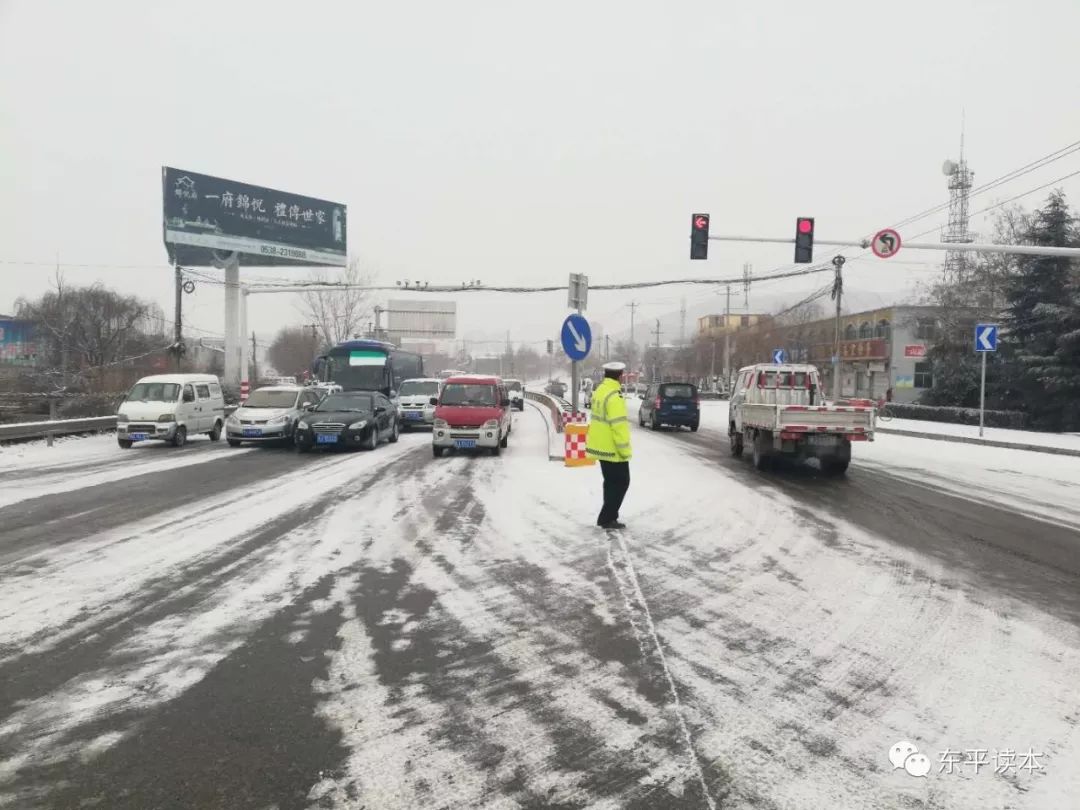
[323,348,387,391]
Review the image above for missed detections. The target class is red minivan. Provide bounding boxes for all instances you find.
[431,375,512,457]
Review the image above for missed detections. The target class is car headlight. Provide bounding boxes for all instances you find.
[227,414,240,425]
[482,419,499,429]
[348,420,367,430]
[157,413,175,422]
[116,413,129,423]
[297,421,310,430]
[433,418,448,429]
[268,414,289,424]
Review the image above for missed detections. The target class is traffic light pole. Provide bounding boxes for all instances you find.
[708,234,1080,258]
[831,256,845,402]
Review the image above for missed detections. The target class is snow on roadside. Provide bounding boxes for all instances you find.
[857,433,1080,528]
[0,433,124,470]
[880,416,1080,451]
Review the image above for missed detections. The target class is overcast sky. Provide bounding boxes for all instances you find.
[3,0,1079,354]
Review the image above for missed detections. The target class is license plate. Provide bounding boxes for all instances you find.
[808,434,838,445]
[317,434,338,444]
[242,428,262,437]
[129,433,148,441]
[405,412,422,420]
[670,404,687,410]
[454,439,476,449]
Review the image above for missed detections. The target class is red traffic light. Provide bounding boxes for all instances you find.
[797,218,813,234]
[694,215,709,230]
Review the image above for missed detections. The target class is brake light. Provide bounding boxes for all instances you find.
[654,397,662,410]
[693,396,700,407]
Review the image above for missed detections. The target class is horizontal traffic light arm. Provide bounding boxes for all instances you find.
[707,234,1080,258]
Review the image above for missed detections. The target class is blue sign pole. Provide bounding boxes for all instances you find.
[974,324,999,438]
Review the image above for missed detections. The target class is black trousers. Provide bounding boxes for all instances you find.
[597,460,631,525]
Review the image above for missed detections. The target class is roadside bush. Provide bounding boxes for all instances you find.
[889,402,1027,429]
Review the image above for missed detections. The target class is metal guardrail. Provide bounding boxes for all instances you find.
[0,416,118,443]
[0,407,239,446]
[524,390,566,432]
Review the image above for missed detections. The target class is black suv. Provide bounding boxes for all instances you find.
[638,382,700,431]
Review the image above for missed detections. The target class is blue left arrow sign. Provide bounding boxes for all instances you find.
[772,348,787,364]
[975,324,998,352]
[561,314,592,361]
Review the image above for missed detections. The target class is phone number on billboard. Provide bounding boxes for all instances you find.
[259,245,308,260]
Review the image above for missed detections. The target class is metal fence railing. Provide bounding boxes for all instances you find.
[0,416,118,444]
[0,406,239,446]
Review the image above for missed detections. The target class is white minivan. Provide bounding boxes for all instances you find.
[116,374,226,448]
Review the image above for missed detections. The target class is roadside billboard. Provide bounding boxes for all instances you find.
[0,318,37,365]
[162,167,347,267]
[385,300,457,340]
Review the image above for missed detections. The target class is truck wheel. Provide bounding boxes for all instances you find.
[227,439,242,448]
[729,429,743,457]
[491,442,501,456]
[690,421,699,433]
[651,415,660,431]
[389,420,399,443]
[171,426,187,448]
[433,446,443,458]
[752,432,772,470]
[208,421,222,441]
[499,431,508,448]
[118,438,133,449]
[638,410,645,426]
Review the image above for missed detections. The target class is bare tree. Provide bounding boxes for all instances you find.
[268,326,320,379]
[296,259,374,346]
[15,273,165,390]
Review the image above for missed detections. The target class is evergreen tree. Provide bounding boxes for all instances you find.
[999,191,1080,430]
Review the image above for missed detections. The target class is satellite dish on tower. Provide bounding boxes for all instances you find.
[942,160,957,176]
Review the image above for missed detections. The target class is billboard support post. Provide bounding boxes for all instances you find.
[240,284,250,389]
[224,255,241,388]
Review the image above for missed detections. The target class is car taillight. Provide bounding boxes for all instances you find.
[654,397,662,410]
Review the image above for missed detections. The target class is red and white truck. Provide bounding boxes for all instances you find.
[728,363,875,475]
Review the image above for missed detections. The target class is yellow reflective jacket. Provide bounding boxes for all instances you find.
[586,378,632,462]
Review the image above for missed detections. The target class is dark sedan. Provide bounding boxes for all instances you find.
[294,391,399,452]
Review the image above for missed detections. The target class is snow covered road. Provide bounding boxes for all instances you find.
[1,405,1078,809]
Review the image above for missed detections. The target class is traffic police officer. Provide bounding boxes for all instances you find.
[585,361,632,529]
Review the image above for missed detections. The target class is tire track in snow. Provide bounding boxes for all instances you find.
[0,438,432,805]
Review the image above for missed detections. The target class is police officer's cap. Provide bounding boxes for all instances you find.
[602,361,626,372]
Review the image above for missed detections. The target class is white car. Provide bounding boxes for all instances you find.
[504,378,525,411]
[396,377,441,429]
[116,373,225,448]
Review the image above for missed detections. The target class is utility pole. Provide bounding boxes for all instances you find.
[723,283,732,387]
[831,255,846,402]
[173,262,183,372]
[653,319,663,382]
[251,331,258,382]
[628,301,638,370]
[605,334,610,362]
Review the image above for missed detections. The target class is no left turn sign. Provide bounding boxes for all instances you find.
[871,228,902,258]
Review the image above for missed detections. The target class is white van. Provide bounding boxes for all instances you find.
[116,374,226,448]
